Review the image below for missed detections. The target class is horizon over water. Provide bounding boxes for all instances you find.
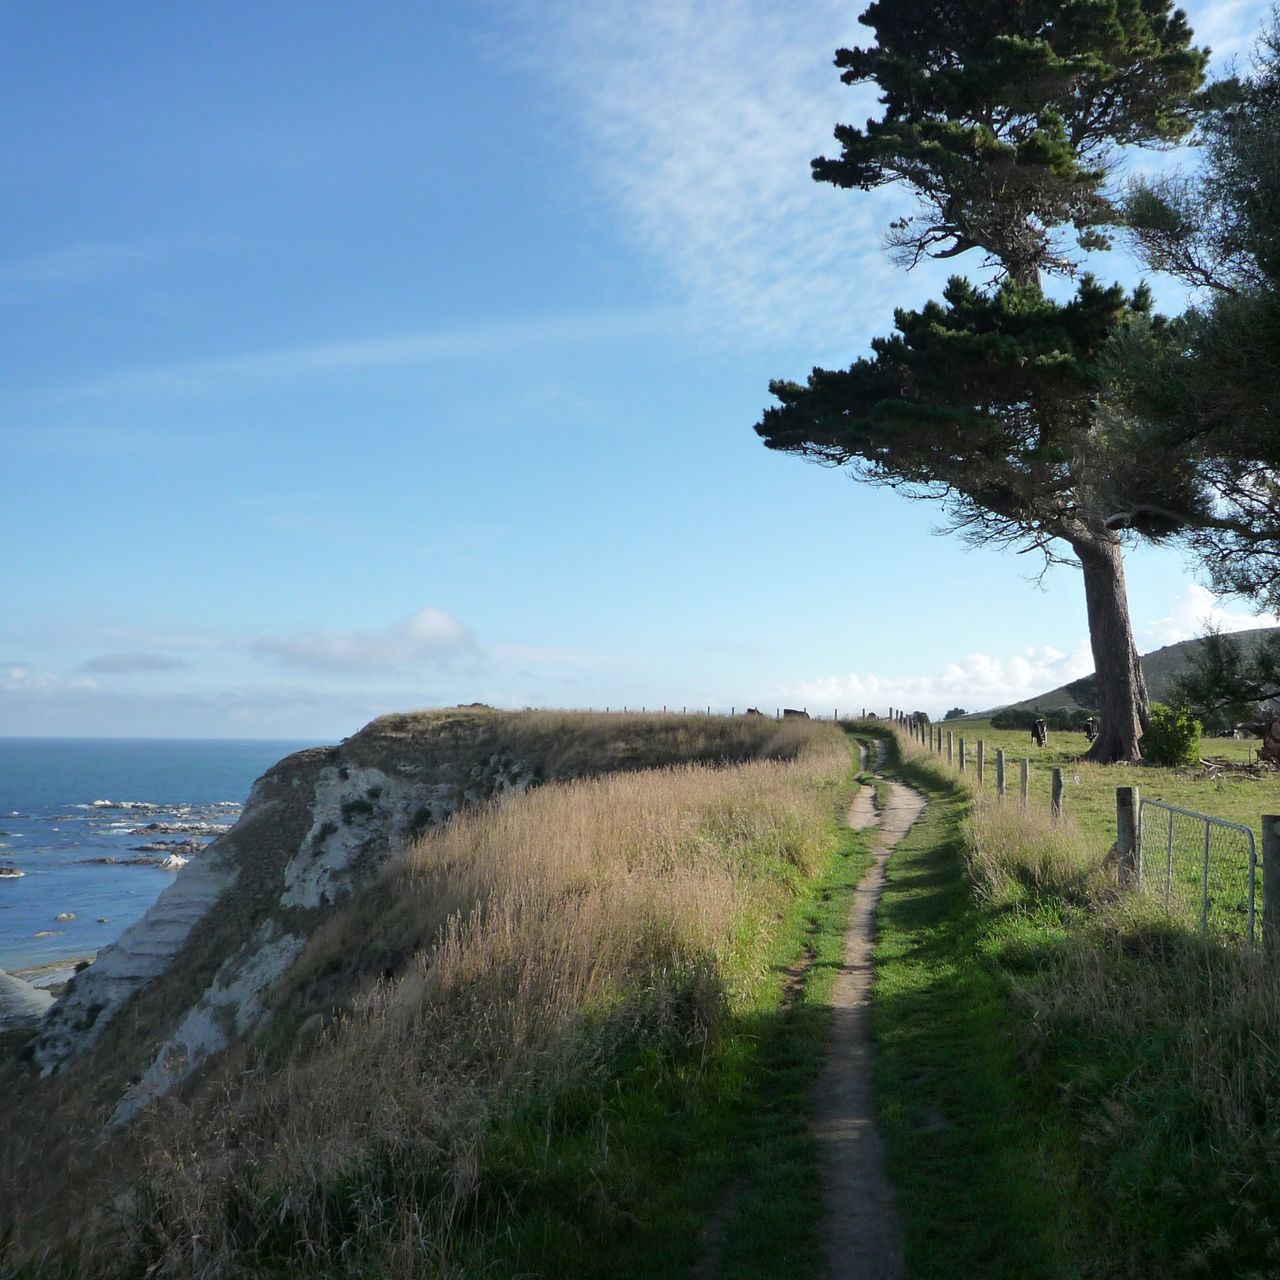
[0,736,321,975]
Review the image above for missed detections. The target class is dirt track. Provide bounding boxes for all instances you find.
[814,744,925,1280]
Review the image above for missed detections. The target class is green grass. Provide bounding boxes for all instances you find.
[459,739,879,1280]
[925,717,1280,941]
[877,727,1280,1277]
[17,733,877,1280]
[867,735,1092,1278]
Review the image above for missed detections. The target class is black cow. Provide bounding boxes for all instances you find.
[1083,717,1097,742]
[1032,718,1048,747]
[783,708,810,719]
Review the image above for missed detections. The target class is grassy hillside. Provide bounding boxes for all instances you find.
[991,624,1280,714]
[1,714,864,1277]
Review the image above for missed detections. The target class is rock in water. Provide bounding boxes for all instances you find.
[0,970,55,1033]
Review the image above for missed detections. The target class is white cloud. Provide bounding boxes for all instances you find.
[779,641,1096,717]
[40,309,674,403]
[2,665,99,693]
[509,0,918,355]
[81,652,188,675]
[1145,584,1280,646]
[250,608,479,674]
[512,0,1272,354]
[1183,0,1269,66]
[1,241,152,287]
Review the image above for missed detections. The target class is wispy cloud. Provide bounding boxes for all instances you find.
[779,642,1096,716]
[1,241,153,288]
[1183,0,1269,67]
[504,0,941,354]
[509,0,1271,354]
[81,652,189,675]
[2,664,99,693]
[249,607,479,674]
[39,308,675,404]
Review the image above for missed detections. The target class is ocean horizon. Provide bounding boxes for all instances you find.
[0,736,320,976]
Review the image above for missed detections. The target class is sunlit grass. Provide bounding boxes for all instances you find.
[2,724,854,1277]
[879,724,1280,1274]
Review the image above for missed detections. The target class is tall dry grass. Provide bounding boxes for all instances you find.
[961,794,1105,906]
[35,728,848,1278]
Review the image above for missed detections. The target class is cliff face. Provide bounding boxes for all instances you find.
[33,711,536,1120]
[28,709,805,1124]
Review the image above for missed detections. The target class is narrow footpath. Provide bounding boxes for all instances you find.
[814,740,926,1280]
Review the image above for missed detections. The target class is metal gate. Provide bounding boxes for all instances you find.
[1137,799,1259,946]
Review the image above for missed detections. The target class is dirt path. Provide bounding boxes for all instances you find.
[814,746,925,1280]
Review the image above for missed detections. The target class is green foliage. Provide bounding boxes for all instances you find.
[942,707,968,721]
[817,0,1206,282]
[1170,625,1280,728]
[758,275,1146,554]
[1106,16,1280,607]
[755,0,1211,764]
[990,706,1092,732]
[1141,701,1202,765]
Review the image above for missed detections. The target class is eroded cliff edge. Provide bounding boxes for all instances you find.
[27,708,796,1123]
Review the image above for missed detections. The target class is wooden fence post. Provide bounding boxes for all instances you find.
[977,740,985,786]
[1263,816,1280,950]
[1020,758,1029,807]
[1116,787,1140,886]
[996,749,1006,798]
[1051,768,1064,819]
[958,737,966,772]
[947,731,953,765]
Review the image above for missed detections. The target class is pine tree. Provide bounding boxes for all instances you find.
[756,0,1206,762]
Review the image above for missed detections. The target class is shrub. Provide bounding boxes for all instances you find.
[1141,702,1202,766]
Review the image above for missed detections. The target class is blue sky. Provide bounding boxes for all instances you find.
[2,0,1274,739]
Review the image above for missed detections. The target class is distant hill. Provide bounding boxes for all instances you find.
[992,625,1280,715]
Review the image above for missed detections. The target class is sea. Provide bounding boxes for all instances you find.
[0,738,317,977]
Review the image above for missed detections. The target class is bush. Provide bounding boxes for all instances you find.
[943,707,968,721]
[1141,702,1202,766]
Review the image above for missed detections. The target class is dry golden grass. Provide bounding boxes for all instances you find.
[14,725,848,1278]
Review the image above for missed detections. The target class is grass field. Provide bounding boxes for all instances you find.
[926,717,1280,941]
[873,725,1280,1277]
[2,722,882,1279]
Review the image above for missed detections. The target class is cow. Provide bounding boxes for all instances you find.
[1032,718,1048,748]
[783,708,810,719]
[1083,717,1097,743]
[745,707,764,717]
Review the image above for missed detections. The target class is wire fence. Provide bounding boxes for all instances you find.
[1138,800,1259,946]
[883,708,1280,953]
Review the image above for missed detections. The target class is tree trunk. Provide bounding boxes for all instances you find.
[1074,533,1150,763]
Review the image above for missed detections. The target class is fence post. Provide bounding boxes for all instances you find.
[1264,816,1280,950]
[1020,758,1029,807]
[996,749,1005,797]
[958,737,966,772]
[946,731,953,765]
[1116,787,1140,886]
[977,740,985,786]
[1051,767,1064,819]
